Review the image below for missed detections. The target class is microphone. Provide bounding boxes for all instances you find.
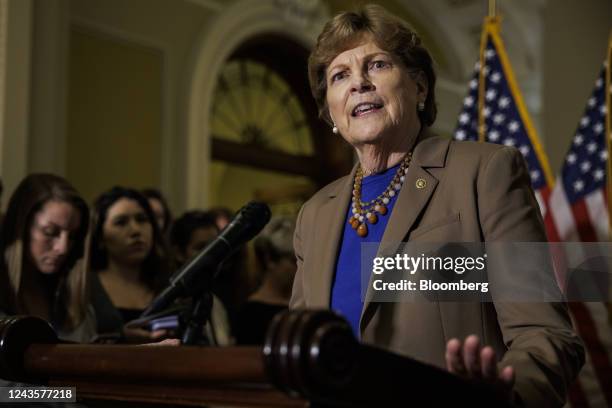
[141,201,271,317]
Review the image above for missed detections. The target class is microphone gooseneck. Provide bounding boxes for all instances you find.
[141,201,271,318]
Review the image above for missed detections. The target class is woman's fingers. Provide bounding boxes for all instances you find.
[445,338,466,374]
[480,346,497,380]
[144,338,180,347]
[500,366,515,387]
[123,326,168,342]
[149,329,168,339]
[446,336,514,400]
[463,335,481,378]
[447,337,506,381]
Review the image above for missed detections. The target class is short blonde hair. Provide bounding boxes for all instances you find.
[308,4,437,126]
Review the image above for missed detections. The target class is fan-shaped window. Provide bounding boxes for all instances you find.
[211,59,314,156]
[208,35,352,213]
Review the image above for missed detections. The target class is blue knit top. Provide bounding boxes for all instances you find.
[330,162,402,337]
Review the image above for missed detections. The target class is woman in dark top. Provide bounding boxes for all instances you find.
[0,174,93,342]
[169,210,232,345]
[0,174,93,405]
[236,216,296,345]
[89,186,171,342]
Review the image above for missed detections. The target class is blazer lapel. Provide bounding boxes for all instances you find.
[359,134,451,333]
[309,165,357,308]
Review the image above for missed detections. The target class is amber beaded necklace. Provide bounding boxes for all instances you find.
[348,152,412,237]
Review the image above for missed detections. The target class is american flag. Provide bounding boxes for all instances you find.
[453,18,555,228]
[548,63,612,408]
[548,66,610,242]
[454,17,612,407]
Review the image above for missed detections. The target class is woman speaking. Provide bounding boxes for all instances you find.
[290,4,583,406]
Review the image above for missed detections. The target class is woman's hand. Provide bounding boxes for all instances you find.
[445,335,514,397]
[122,326,168,343]
[143,338,181,346]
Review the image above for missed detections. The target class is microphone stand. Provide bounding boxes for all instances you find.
[142,201,271,321]
[180,266,218,346]
[181,291,213,345]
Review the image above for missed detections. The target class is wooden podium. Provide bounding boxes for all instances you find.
[0,310,510,407]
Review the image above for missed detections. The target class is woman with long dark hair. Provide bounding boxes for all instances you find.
[89,186,171,342]
[0,174,93,342]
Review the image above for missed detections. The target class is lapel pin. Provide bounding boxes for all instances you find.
[416,178,427,189]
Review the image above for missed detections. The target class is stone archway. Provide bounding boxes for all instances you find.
[184,0,331,209]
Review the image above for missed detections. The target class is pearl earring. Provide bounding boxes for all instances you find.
[332,123,338,134]
[417,101,425,111]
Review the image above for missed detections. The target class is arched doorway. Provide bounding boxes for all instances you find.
[209,34,352,214]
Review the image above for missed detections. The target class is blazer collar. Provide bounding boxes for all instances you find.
[411,128,450,168]
[308,165,357,308]
[359,131,451,333]
[308,129,451,312]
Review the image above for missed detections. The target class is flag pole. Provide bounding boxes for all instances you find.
[482,3,554,188]
[478,0,497,142]
[606,31,612,324]
[606,31,612,242]
[604,30,612,326]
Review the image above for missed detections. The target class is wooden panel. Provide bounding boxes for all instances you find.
[52,379,305,407]
[26,344,305,407]
[66,27,162,202]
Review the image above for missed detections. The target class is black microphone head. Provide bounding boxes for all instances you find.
[222,201,271,244]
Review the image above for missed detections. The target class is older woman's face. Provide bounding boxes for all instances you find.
[29,200,82,274]
[325,38,426,146]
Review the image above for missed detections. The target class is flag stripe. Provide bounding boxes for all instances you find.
[573,340,603,407]
[569,301,612,407]
[571,200,599,242]
[550,183,580,241]
[584,300,612,407]
[585,190,610,242]
[568,354,592,407]
[542,187,562,242]
[535,190,546,218]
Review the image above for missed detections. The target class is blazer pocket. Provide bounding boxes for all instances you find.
[409,212,461,240]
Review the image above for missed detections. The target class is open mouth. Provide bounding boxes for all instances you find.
[352,102,384,117]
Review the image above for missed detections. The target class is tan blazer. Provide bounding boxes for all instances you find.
[290,133,584,407]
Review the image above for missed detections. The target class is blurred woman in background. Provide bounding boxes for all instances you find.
[89,186,171,342]
[207,206,233,231]
[170,210,218,266]
[170,210,231,345]
[0,174,93,343]
[142,188,173,237]
[236,216,296,345]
